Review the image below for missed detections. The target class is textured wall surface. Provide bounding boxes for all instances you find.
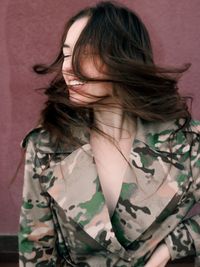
[0,0,200,234]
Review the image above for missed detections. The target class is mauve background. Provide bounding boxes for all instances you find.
[0,0,200,235]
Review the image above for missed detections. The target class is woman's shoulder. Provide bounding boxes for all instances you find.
[189,118,200,134]
[21,125,81,154]
[150,118,200,135]
[21,125,51,148]
[20,125,64,154]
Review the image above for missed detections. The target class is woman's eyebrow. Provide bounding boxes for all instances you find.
[62,43,70,48]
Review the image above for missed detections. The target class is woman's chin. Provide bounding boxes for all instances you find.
[69,95,90,105]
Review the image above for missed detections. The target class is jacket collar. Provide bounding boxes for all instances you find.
[22,116,187,154]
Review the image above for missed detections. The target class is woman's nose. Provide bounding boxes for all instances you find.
[62,57,72,74]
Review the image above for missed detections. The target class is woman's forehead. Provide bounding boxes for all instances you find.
[63,16,89,50]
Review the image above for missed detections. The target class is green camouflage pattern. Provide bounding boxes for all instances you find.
[18,117,200,266]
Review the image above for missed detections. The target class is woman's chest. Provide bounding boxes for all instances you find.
[90,137,133,217]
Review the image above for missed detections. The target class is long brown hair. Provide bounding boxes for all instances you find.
[33,1,192,152]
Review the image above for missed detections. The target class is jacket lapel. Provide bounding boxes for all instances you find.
[45,143,131,258]
[111,117,191,247]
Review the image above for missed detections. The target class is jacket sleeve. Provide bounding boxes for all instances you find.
[164,132,200,266]
[18,137,58,267]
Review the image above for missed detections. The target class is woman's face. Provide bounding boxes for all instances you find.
[62,16,113,105]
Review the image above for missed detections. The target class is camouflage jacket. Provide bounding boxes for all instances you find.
[18,117,200,267]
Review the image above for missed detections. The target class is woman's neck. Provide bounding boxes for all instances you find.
[93,104,136,142]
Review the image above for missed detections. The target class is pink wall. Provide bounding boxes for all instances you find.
[1,0,200,234]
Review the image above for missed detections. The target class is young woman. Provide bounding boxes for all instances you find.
[18,1,200,267]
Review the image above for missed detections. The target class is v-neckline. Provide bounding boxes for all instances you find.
[89,130,136,220]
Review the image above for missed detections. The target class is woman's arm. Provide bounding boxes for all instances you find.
[164,134,200,265]
[164,214,200,264]
[145,133,200,267]
[18,138,58,266]
[144,215,200,267]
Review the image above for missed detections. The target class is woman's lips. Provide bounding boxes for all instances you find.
[68,84,84,93]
